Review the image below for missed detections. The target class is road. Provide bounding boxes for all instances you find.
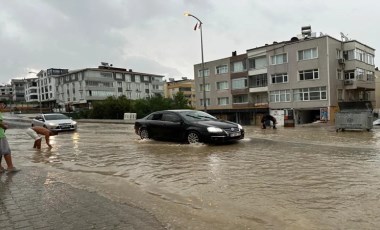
[2,117,380,229]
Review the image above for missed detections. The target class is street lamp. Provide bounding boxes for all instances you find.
[184,12,207,112]
[29,71,42,114]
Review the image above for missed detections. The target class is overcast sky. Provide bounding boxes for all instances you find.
[0,0,379,83]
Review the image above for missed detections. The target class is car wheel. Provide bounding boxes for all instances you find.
[139,128,149,140]
[187,131,200,144]
[31,124,34,127]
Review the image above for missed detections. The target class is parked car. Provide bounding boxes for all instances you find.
[31,113,77,131]
[134,110,244,144]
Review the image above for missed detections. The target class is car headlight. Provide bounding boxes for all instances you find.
[237,124,243,130]
[72,121,77,125]
[207,127,223,133]
[47,122,56,126]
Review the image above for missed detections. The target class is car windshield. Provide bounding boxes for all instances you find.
[44,114,69,120]
[180,111,217,121]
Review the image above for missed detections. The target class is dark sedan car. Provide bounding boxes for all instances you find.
[134,110,244,144]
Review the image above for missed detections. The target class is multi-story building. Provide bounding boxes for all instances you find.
[10,79,26,102]
[164,77,195,107]
[55,64,165,111]
[0,84,13,102]
[24,78,39,103]
[194,27,376,125]
[24,68,69,109]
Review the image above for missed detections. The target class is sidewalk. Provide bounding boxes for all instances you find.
[0,167,164,230]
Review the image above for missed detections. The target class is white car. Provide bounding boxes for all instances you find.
[31,113,77,131]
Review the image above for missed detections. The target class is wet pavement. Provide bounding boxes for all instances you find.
[0,167,164,230]
[1,115,380,229]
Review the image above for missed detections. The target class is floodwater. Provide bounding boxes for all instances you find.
[6,121,380,229]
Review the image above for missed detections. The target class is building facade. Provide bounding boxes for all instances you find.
[164,78,195,107]
[0,84,13,102]
[194,27,376,125]
[55,65,165,111]
[10,79,26,102]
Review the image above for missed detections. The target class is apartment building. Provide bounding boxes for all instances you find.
[0,84,13,101]
[164,77,195,107]
[55,64,165,111]
[23,68,69,110]
[10,79,26,102]
[24,78,39,103]
[194,27,376,125]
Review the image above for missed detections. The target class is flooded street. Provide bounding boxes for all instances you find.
[7,122,380,229]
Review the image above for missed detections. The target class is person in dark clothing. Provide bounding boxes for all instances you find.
[261,114,277,129]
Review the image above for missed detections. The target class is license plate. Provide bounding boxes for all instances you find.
[230,132,240,137]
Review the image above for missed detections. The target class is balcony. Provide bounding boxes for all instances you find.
[249,86,268,93]
[344,79,375,91]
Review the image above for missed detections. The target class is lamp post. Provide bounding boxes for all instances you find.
[184,12,207,112]
[29,71,42,114]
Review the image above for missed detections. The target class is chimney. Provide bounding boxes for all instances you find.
[232,51,237,56]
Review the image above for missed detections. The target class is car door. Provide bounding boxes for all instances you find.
[148,113,164,138]
[161,112,185,141]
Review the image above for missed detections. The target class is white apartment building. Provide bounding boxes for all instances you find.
[55,64,165,111]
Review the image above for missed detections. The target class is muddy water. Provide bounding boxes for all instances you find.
[7,123,380,229]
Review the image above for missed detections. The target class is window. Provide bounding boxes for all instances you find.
[248,56,267,69]
[126,91,132,99]
[116,73,122,79]
[249,74,268,87]
[144,76,149,81]
[269,90,291,102]
[232,95,248,104]
[336,49,342,59]
[345,68,372,80]
[366,53,375,65]
[298,48,318,60]
[337,89,343,101]
[200,83,210,92]
[200,98,210,106]
[231,61,246,73]
[232,78,247,89]
[216,65,228,74]
[216,81,229,90]
[299,69,319,80]
[198,69,210,77]
[356,68,365,80]
[100,72,112,78]
[135,75,141,82]
[367,71,375,81]
[344,70,355,80]
[293,87,327,101]
[126,83,132,90]
[162,113,181,122]
[270,53,287,65]
[337,70,343,80]
[218,97,229,105]
[344,49,374,65]
[271,73,288,84]
[125,74,131,82]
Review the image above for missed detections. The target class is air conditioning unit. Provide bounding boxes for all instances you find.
[338,58,345,64]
